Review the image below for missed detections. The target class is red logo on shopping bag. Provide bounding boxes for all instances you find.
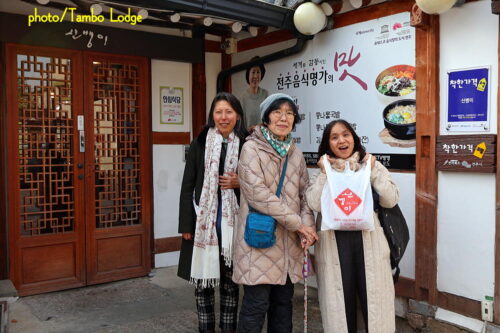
[334,188,362,216]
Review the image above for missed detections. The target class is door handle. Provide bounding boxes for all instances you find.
[77,163,83,169]
[78,174,84,180]
[79,131,85,152]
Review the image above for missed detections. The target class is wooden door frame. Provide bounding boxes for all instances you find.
[0,42,7,280]
[6,43,86,295]
[495,14,500,323]
[83,51,152,285]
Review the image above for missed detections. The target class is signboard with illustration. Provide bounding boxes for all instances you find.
[233,12,416,169]
[160,86,184,125]
[446,67,490,132]
[436,135,496,173]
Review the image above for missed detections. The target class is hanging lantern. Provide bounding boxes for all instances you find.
[293,2,327,35]
[415,0,457,14]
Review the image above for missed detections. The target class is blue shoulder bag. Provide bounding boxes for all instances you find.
[244,155,288,249]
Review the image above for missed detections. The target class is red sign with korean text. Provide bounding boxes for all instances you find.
[334,188,362,216]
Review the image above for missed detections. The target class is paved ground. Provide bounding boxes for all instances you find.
[9,266,415,332]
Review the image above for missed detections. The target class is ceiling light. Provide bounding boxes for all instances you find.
[90,3,102,16]
[36,0,50,4]
[293,2,327,35]
[349,0,372,9]
[320,0,343,16]
[232,22,242,33]
[248,26,259,37]
[170,13,181,23]
[203,17,213,26]
[415,0,457,14]
[137,9,148,20]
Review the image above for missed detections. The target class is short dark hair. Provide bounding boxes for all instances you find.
[245,56,266,84]
[318,119,366,162]
[261,98,301,130]
[207,92,249,141]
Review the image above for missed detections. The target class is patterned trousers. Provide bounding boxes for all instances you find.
[195,258,239,333]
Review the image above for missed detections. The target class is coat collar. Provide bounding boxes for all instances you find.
[247,125,296,158]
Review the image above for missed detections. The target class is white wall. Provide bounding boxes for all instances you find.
[152,52,222,267]
[151,59,192,267]
[437,0,498,301]
[153,145,186,267]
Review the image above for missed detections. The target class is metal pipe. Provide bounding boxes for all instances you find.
[216,35,312,92]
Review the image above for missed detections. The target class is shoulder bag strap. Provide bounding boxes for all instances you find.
[248,155,289,212]
[275,155,289,198]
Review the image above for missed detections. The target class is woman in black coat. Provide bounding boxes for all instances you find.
[178,92,248,333]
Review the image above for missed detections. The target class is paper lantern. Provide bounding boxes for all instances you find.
[293,2,327,35]
[415,0,457,14]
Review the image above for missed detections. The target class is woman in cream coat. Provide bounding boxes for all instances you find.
[306,119,399,333]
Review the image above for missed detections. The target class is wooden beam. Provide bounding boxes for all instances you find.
[437,292,482,321]
[222,38,232,93]
[492,0,500,14]
[333,0,414,29]
[237,30,295,53]
[192,27,207,138]
[205,40,222,53]
[495,16,500,323]
[155,236,182,254]
[395,277,416,299]
[413,12,440,304]
[0,42,6,279]
[152,132,191,145]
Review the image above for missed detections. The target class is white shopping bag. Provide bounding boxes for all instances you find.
[320,156,374,231]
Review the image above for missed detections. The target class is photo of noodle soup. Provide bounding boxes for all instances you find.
[385,104,416,125]
[382,99,416,140]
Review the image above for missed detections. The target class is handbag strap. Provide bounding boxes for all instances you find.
[276,155,289,198]
[248,155,288,213]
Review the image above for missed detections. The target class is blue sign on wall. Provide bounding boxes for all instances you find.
[447,67,489,132]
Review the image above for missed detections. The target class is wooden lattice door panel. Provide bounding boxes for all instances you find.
[92,62,142,229]
[6,45,86,295]
[84,53,151,284]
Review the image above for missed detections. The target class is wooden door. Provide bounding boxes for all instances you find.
[6,44,151,295]
[83,53,151,285]
[6,45,86,295]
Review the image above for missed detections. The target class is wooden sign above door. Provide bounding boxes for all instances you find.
[436,134,497,173]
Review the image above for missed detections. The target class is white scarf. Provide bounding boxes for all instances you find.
[190,127,240,288]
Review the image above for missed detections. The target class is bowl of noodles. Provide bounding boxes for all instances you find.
[375,65,416,97]
[383,99,416,140]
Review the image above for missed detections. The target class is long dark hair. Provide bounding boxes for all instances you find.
[318,119,366,162]
[207,92,249,141]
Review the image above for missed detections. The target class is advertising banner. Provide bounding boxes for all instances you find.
[234,12,416,169]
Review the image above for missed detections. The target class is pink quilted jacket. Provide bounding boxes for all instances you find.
[232,127,315,285]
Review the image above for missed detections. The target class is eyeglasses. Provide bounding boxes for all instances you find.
[270,110,295,119]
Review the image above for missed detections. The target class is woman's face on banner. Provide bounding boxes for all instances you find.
[329,123,355,159]
[249,66,262,89]
[213,100,239,138]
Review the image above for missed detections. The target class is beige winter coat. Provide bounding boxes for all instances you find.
[232,127,315,286]
[306,161,399,333]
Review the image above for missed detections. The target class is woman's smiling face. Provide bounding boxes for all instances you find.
[248,66,262,89]
[329,123,355,159]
